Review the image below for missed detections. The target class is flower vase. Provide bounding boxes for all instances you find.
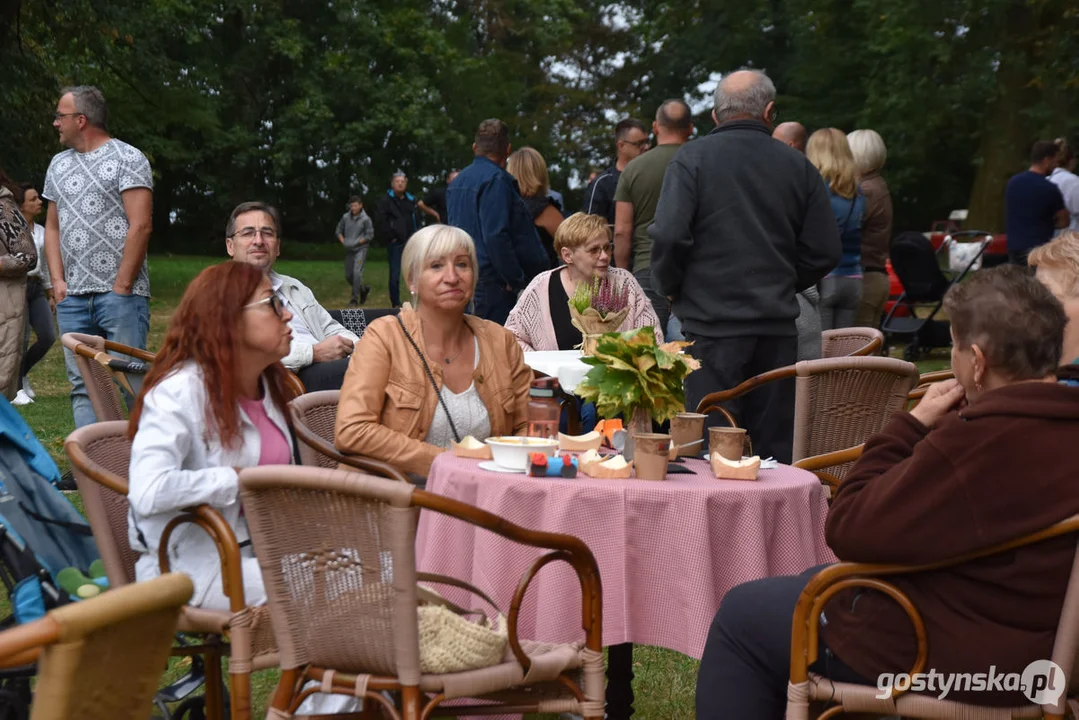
[622,407,653,461]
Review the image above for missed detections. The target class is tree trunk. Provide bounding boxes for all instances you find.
[965,4,1041,232]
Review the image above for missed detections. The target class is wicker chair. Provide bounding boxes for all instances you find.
[238,465,605,720]
[697,357,920,483]
[0,573,193,720]
[65,422,278,720]
[59,333,154,421]
[821,327,884,358]
[788,513,1079,719]
[286,390,412,481]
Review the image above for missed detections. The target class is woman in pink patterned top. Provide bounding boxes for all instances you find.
[505,212,662,351]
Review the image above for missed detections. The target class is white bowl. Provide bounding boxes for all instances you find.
[484,436,559,471]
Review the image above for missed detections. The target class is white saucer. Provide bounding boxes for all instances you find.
[477,461,527,475]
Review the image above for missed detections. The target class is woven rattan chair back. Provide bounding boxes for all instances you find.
[287,390,341,469]
[64,422,139,586]
[239,466,421,681]
[10,573,193,720]
[820,327,884,358]
[792,357,920,476]
[61,333,126,422]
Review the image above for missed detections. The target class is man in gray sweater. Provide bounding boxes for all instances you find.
[336,196,374,306]
[650,69,840,463]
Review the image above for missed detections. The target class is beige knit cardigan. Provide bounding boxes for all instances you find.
[504,266,664,352]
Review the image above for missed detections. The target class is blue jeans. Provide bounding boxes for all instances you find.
[388,241,404,307]
[56,291,150,428]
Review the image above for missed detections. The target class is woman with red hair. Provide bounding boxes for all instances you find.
[127,260,297,609]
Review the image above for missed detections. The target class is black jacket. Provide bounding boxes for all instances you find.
[376,190,421,245]
[650,120,840,338]
[582,163,620,226]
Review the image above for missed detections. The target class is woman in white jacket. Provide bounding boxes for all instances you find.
[127,260,298,609]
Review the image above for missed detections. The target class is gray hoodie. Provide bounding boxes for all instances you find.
[336,209,374,250]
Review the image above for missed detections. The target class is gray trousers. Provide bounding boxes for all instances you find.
[344,245,369,301]
[819,275,862,331]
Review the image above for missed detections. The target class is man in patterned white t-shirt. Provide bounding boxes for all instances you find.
[43,85,153,428]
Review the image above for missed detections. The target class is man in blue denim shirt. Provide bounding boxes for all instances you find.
[447,118,549,323]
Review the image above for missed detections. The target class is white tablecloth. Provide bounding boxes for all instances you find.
[523,350,591,393]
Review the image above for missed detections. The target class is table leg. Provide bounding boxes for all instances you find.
[605,642,635,719]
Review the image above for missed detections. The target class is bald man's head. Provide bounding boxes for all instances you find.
[773,122,807,153]
[713,69,777,126]
[654,99,693,144]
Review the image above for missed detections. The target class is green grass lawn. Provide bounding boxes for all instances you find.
[12,254,951,718]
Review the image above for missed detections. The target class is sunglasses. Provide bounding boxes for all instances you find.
[243,294,286,319]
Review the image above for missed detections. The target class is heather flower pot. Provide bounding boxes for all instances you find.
[569,306,630,356]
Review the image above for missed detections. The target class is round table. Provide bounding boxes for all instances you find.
[522,350,591,393]
[416,453,835,660]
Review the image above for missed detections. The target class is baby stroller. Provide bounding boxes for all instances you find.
[0,399,208,719]
[881,230,992,360]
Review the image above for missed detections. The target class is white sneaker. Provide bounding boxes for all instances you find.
[21,378,34,399]
[11,390,33,406]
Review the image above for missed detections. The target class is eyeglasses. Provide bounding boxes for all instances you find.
[243,295,286,319]
[622,139,650,150]
[53,112,83,121]
[229,227,278,241]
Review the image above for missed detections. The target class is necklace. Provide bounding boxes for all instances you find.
[442,344,465,365]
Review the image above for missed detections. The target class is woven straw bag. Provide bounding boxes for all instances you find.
[416,575,509,674]
[417,604,508,673]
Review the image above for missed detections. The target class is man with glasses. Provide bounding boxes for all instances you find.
[226,202,358,391]
[43,85,153,427]
[583,117,650,263]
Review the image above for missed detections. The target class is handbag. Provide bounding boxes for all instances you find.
[415,573,508,674]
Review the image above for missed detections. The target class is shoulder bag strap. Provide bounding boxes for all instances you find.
[394,314,462,444]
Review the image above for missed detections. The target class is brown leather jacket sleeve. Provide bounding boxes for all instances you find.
[334,322,442,476]
[504,330,533,435]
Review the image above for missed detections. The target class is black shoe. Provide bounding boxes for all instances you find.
[360,285,370,304]
[57,470,77,491]
[348,299,359,307]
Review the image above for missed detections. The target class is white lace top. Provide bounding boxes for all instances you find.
[424,337,491,448]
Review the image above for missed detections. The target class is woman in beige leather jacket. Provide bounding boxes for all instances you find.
[335,224,533,478]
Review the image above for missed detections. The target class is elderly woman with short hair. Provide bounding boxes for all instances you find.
[696,265,1079,718]
[847,129,894,327]
[335,224,533,479]
[505,212,661,352]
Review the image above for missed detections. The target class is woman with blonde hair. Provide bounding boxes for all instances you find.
[807,128,866,330]
[847,129,893,327]
[335,224,533,479]
[505,212,661,352]
[1030,229,1079,367]
[507,147,564,265]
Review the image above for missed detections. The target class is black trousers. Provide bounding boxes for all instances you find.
[696,565,872,719]
[297,357,351,392]
[388,241,405,307]
[21,278,56,379]
[684,334,797,464]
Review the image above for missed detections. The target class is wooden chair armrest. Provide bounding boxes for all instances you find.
[917,369,954,385]
[158,504,246,614]
[791,512,1079,687]
[413,489,604,667]
[695,365,797,418]
[851,336,883,357]
[793,445,864,496]
[284,371,306,398]
[292,420,412,483]
[103,341,156,363]
[0,617,58,668]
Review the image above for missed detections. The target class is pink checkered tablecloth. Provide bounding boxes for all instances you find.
[415,453,836,660]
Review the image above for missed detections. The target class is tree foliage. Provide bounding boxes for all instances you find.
[2,0,1077,252]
